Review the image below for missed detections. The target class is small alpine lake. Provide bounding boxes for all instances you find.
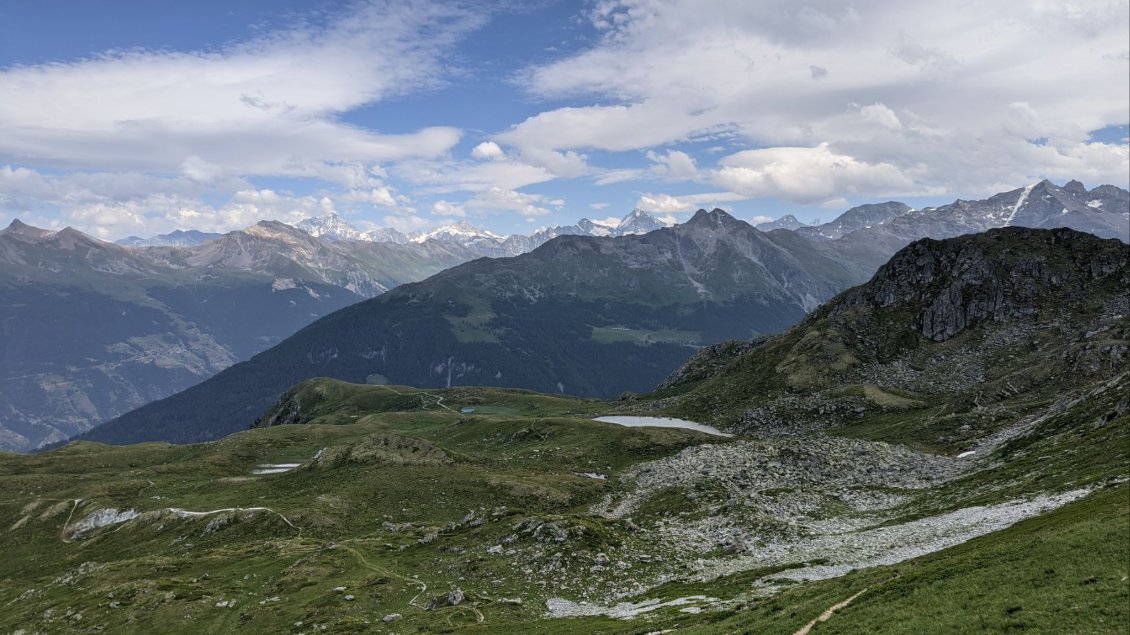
[593,415,734,437]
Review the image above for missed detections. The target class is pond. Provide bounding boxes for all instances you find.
[593,415,733,437]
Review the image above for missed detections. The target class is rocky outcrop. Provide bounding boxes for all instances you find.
[838,227,1128,342]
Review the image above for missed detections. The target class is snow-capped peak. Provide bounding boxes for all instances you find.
[294,212,368,242]
[410,221,506,245]
[614,209,666,235]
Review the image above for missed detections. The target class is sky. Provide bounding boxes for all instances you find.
[0,0,1127,239]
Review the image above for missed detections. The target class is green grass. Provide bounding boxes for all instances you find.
[589,325,701,346]
[0,370,1125,634]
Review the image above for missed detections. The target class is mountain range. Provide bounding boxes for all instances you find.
[5,179,1127,451]
[0,219,479,451]
[293,207,669,256]
[76,208,873,446]
[758,179,1128,244]
[4,226,1123,633]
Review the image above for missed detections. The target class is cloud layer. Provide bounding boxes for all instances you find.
[0,0,1127,237]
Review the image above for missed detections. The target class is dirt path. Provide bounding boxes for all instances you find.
[793,576,898,635]
[59,498,82,544]
[165,506,301,535]
[446,606,485,626]
[374,384,457,414]
[338,543,430,609]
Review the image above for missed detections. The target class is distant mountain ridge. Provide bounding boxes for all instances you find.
[854,179,1128,245]
[277,208,671,257]
[0,219,480,451]
[9,179,1127,451]
[116,229,222,247]
[76,208,872,446]
[754,180,1126,247]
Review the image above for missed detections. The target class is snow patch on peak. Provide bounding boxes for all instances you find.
[295,212,367,242]
[1003,183,1036,226]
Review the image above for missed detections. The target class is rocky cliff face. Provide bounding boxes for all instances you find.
[838,227,1128,341]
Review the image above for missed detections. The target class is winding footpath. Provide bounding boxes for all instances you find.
[792,575,899,635]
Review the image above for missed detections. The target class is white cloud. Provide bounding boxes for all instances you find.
[635,191,746,213]
[0,1,478,174]
[396,157,555,194]
[589,202,609,210]
[497,100,725,153]
[4,0,1128,236]
[712,143,917,203]
[858,103,902,130]
[647,149,699,180]
[471,141,505,160]
[750,214,774,224]
[510,0,1129,197]
[466,186,563,217]
[0,164,373,237]
[432,200,466,217]
[345,186,399,208]
[381,213,432,233]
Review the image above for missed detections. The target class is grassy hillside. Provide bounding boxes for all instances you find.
[1,370,1126,633]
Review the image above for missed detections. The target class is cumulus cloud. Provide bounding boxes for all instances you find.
[4,0,1128,236]
[750,214,774,224]
[345,186,400,208]
[471,141,505,160]
[712,143,916,203]
[466,186,563,217]
[635,191,746,213]
[396,157,556,194]
[432,200,466,217]
[647,149,699,180]
[858,103,902,130]
[512,0,1129,197]
[0,164,381,237]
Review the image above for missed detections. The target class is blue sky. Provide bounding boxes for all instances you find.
[0,0,1127,239]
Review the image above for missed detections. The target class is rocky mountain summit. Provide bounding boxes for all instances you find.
[837,227,1127,342]
[754,214,807,231]
[797,202,912,241]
